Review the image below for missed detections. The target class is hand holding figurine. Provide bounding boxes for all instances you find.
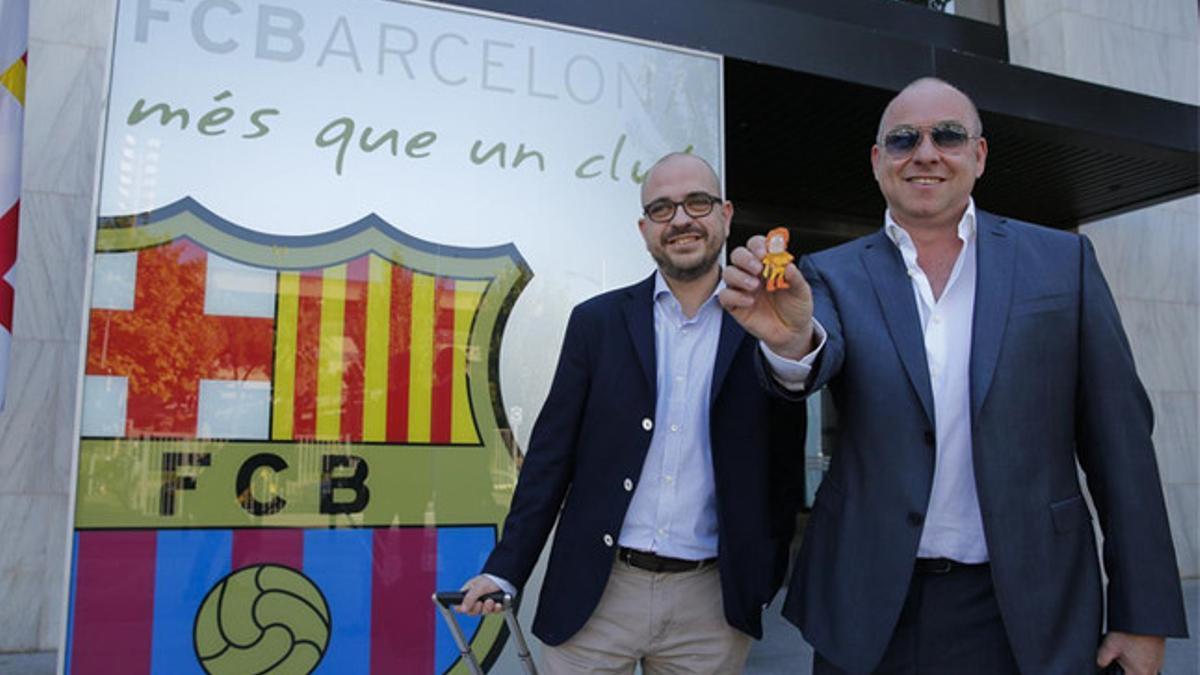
[719,229,814,360]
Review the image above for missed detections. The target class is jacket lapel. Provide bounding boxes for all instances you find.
[969,212,1016,420]
[621,274,658,394]
[710,310,746,405]
[861,231,936,426]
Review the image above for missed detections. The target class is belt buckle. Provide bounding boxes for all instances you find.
[619,547,647,570]
[918,558,953,574]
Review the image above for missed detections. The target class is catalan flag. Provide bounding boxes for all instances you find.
[271,254,487,445]
[0,0,28,410]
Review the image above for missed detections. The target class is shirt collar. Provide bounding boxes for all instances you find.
[653,270,724,307]
[884,198,977,250]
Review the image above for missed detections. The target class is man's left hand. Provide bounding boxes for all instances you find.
[1096,632,1165,675]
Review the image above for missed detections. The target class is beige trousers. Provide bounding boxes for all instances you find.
[541,558,752,675]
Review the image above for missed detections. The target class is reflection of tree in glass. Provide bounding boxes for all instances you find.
[87,240,274,438]
[896,0,951,11]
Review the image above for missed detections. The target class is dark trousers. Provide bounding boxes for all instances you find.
[813,561,1021,675]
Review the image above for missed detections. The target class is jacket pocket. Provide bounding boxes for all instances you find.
[1049,494,1092,533]
[1011,292,1072,317]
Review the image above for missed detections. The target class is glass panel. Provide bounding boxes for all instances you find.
[68,0,723,672]
[894,0,1003,25]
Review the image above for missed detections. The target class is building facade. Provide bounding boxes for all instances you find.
[0,0,1195,661]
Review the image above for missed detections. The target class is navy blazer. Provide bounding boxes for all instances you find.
[484,273,806,645]
[785,211,1187,674]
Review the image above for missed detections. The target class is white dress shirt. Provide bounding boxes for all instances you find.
[886,202,987,563]
[617,272,723,560]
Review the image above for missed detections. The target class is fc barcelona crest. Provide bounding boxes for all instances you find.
[68,198,532,674]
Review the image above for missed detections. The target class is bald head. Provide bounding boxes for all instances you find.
[640,153,722,204]
[876,78,983,141]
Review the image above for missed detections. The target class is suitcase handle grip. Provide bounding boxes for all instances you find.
[434,590,508,608]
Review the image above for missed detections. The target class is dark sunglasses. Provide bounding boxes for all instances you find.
[881,122,979,157]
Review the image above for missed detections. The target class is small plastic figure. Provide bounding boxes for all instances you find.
[761,226,794,292]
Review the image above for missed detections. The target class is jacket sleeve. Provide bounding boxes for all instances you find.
[1073,235,1188,637]
[801,254,845,395]
[481,305,593,590]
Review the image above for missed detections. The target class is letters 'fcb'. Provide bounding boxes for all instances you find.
[68,198,531,674]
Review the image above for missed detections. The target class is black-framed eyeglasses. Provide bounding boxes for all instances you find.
[880,122,980,158]
[642,192,723,223]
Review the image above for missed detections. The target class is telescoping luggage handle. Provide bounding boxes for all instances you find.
[432,591,538,675]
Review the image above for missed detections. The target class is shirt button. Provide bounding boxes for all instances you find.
[670,424,679,432]
[657,528,666,536]
[642,418,653,431]
[664,475,674,484]
[623,478,633,491]
[603,534,614,547]
[932,314,942,324]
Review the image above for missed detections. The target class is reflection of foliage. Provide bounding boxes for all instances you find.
[897,0,951,11]
[87,240,274,437]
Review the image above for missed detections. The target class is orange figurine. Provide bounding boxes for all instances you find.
[761,226,794,292]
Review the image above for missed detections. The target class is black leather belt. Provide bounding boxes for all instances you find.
[914,557,988,575]
[618,547,716,573]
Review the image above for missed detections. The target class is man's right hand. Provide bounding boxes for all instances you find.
[458,575,505,615]
[719,235,815,360]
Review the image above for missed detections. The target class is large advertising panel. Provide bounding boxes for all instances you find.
[66,1,722,672]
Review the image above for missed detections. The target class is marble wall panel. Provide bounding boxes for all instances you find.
[29,0,117,49]
[1061,0,1199,41]
[1060,11,1197,104]
[1164,194,1199,220]
[38,495,70,650]
[1083,201,1199,305]
[21,40,107,197]
[12,192,93,342]
[1005,14,1068,74]
[0,495,66,651]
[2,0,115,655]
[1151,391,1200,484]
[0,339,82,496]
[1117,299,1198,395]
[1165,483,1199,578]
[1003,0,1064,34]
[1161,35,1200,104]
[1008,2,1199,105]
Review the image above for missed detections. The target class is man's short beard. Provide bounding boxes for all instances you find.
[652,247,721,282]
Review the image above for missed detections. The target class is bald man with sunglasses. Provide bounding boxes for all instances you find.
[722,78,1187,674]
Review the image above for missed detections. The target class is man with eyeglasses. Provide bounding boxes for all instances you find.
[456,152,806,673]
[721,77,1187,674]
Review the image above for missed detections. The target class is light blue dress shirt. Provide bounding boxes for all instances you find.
[617,272,723,560]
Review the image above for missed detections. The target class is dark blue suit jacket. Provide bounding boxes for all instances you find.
[785,211,1187,674]
[483,273,806,645]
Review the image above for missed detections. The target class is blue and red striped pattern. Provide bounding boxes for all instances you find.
[66,527,495,674]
